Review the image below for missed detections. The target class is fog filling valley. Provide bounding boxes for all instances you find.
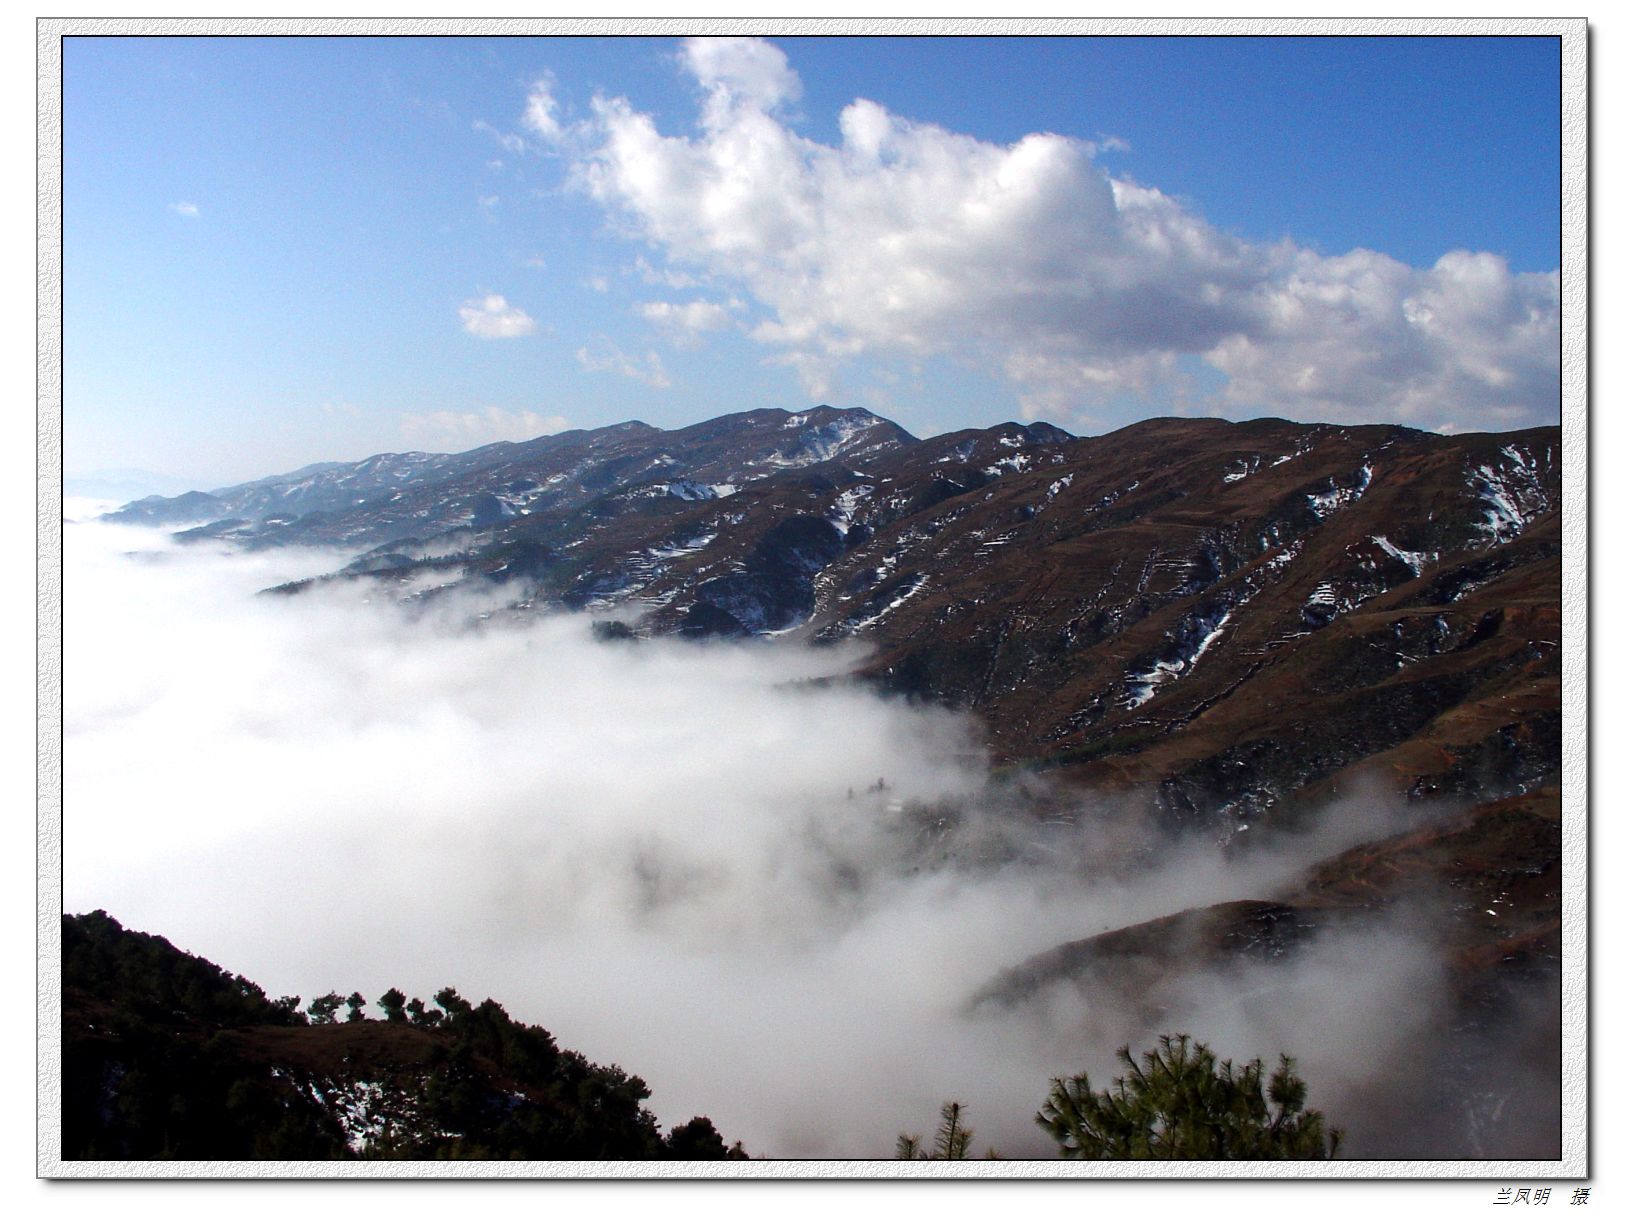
[61,511,1549,1159]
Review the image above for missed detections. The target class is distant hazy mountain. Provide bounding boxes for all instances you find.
[104,406,916,545]
[65,468,201,502]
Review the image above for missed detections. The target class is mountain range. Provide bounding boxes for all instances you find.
[97,403,1564,1157]
[110,404,1559,816]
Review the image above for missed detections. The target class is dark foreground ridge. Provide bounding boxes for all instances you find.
[61,910,747,1161]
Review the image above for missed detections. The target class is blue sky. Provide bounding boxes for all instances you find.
[62,34,1562,487]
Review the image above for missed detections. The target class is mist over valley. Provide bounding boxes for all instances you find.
[61,404,1562,1160]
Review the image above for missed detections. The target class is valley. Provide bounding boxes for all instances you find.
[80,404,1564,1159]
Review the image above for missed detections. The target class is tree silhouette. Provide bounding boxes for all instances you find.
[434,986,472,1021]
[666,1115,748,1160]
[61,912,747,1161]
[1036,1034,1341,1160]
[405,997,442,1027]
[306,992,342,1025]
[896,1101,980,1160]
[378,988,407,1023]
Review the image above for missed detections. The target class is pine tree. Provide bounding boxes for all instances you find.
[378,987,407,1023]
[405,996,442,1027]
[895,1101,981,1160]
[1036,1034,1341,1160]
[306,992,342,1025]
[434,986,472,1021]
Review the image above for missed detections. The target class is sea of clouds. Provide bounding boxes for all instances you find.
[59,510,1552,1159]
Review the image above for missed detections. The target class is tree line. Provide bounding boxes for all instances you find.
[60,911,745,1160]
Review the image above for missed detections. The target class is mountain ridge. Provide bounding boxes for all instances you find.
[90,402,1564,1158]
[103,404,1560,837]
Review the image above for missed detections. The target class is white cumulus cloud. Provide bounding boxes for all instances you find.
[681,35,802,118]
[546,37,1557,434]
[522,77,565,145]
[459,293,537,339]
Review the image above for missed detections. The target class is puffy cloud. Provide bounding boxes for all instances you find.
[551,37,1556,434]
[1206,246,1559,429]
[399,406,569,449]
[681,35,801,117]
[521,77,564,144]
[458,293,536,339]
[576,339,671,388]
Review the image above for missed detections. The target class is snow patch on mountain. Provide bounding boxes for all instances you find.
[764,412,886,469]
[852,573,930,632]
[648,531,718,560]
[982,452,1032,477]
[826,483,875,536]
[1223,456,1262,484]
[667,480,738,501]
[1122,605,1235,709]
[1471,446,1550,544]
[1086,480,1140,517]
[1371,534,1434,577]
[1271,440,1316,468]
[1306,463,1373,519]
[976,532,1017,557]
[1300,576,1383,628]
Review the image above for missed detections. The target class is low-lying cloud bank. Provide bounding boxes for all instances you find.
[529,37,1556,435]
[60,518,1550,1158]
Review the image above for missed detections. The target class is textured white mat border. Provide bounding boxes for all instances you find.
[35,14,1590,1183]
